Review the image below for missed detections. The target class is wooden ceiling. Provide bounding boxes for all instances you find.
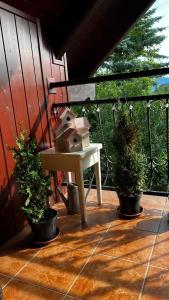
[2,0,155,78]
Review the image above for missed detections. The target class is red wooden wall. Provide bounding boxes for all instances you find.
[0,2,68,245]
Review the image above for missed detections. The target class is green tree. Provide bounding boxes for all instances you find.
[98,8,168,74]
[90,8,169,191]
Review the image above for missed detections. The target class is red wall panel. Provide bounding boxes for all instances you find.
[0,3,68,244]
[0,131,16,244]
[29,21,50,148]
[0,9,30,134]
[15,16,43,145]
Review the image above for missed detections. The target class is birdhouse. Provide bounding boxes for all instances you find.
[51,107,76,137]
[54,127,90,152]
[51,107,91,152]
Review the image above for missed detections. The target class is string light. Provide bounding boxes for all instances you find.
[147,101,151,108]
[117,100,122,111]
[53,107,57,115]
[112,104,116,111]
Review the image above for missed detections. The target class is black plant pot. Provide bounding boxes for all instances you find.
[117,192,143,218]
[29,209,58,244]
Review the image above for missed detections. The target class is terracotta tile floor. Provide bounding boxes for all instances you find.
[0,190,169,299]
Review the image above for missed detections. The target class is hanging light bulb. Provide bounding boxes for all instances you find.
[112,104,116,111]
[117,99,122,111]
[165,103,169,108]
[129,104,133,110]
[96,106,100,112]
[147,101,151,108]
[82,106,86,113]
[53,107,57,115]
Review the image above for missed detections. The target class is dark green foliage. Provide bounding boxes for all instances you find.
[12,130,53,223]
[94,7,169,191]
[72,9,169,192]
[112,112,145,195]
[98,8,168,74]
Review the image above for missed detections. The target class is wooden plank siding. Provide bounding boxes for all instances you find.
[0,2,68,244]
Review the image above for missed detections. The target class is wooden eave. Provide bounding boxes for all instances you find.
[2,0,155,79]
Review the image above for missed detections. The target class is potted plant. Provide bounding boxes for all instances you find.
[112,112,145,218]
[12,130,59,243]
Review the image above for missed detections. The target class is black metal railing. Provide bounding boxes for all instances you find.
[49,67,169,88]
[50,67,169,196]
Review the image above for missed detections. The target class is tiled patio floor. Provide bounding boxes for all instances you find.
[0,190,169,299]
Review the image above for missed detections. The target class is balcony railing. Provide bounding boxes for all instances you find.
[49,67,169,196]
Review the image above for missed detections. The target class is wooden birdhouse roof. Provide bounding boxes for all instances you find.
[58,126,89,141]
[57,107,76,120]
[74,117,90,130]
[58,128,77,141]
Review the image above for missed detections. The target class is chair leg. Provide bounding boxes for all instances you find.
[94,151,102,205]
[75,168,87,223]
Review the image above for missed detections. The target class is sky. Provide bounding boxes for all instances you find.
[152,0,169,56]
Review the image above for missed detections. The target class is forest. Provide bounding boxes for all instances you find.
[75,9,169,192]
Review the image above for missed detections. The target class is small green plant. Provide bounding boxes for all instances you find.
[12,130,53,223]
[112,112,145,196]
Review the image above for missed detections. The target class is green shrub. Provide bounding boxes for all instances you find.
[12,130,53,223]
[112,112,145,196]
